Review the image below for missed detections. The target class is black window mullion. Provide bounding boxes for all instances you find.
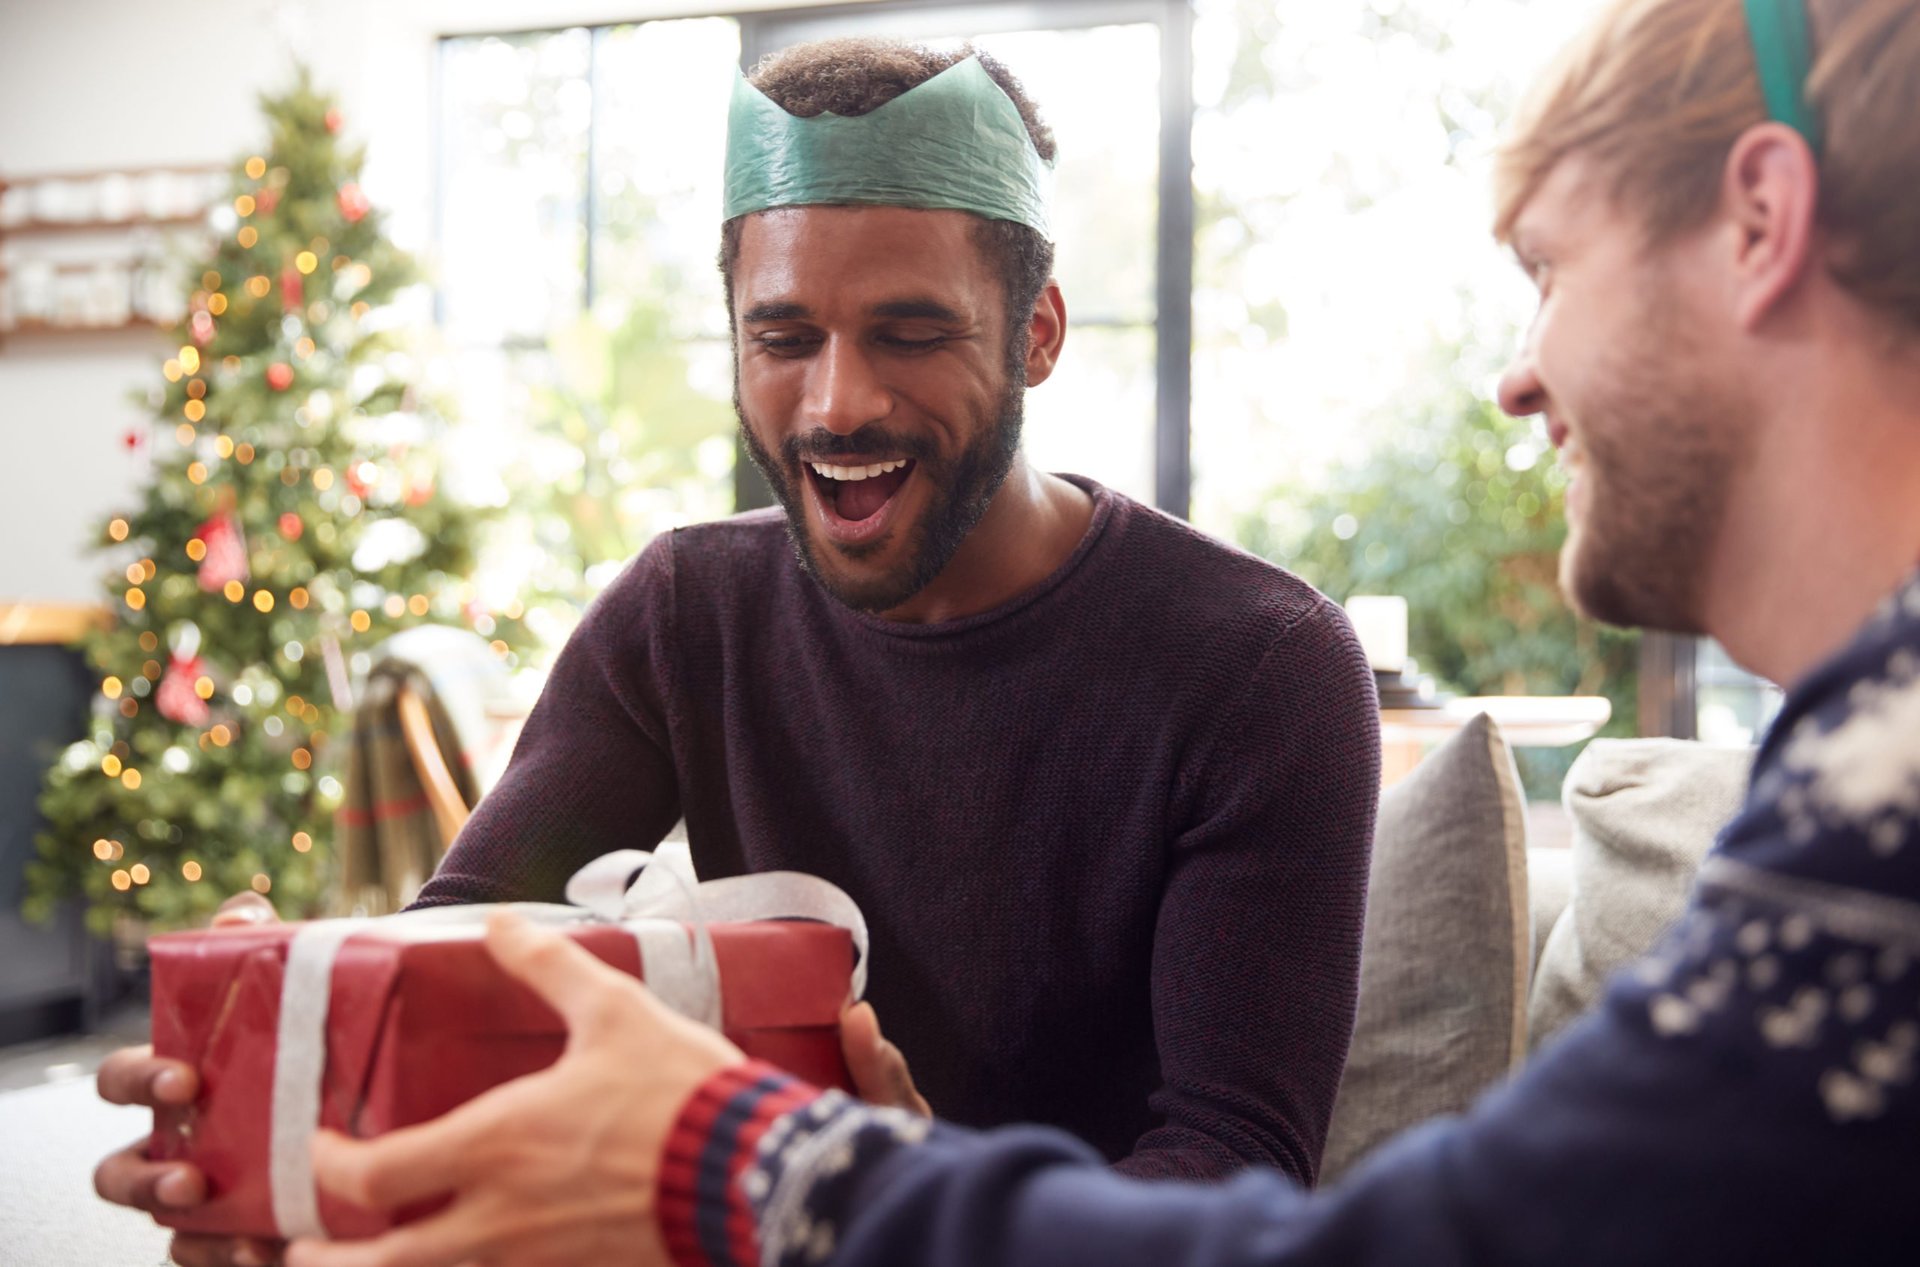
[584,26,602,310]
[1154,0,1194,519]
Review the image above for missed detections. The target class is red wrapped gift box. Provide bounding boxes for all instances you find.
[146,913,856,1240]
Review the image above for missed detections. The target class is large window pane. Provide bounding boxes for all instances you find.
[970,24,1160,327]
[438,19,742,609]
[593,18,740,338]
[1188,0,1647,772]
[1025,326,1155,500]
[439,30,593,344]
[975,26,1158,502]
[1188,0,1610,537]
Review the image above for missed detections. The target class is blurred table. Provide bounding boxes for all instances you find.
[0,1075,172,1264]
[1380,696,1612,786]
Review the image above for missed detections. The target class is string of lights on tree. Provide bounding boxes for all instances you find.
[28,70,531,935]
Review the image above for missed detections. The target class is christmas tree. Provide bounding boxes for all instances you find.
[26,70,527,935]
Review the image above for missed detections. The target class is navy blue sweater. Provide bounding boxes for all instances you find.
[419,479,1380,1182]
[663,569,1920,1267]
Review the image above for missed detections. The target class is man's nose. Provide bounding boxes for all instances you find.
[1496,343,1547,419]
[802,337,892,436]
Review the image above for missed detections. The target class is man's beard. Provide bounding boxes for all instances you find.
[1557,290,1747,634]
[738,378,1026,614]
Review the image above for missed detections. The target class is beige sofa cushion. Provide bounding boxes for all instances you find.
[1526,738,1753,1049]
[1321,713,1530,1180]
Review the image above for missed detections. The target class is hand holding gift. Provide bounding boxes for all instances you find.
[128,847,868,1244]
[841,998,932,1117]
[95,891,288,1267]
[286,911,742,1267]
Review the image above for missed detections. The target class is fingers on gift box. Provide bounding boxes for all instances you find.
[146,896,858,1240]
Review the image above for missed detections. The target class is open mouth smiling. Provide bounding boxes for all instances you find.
[805,457,918,538]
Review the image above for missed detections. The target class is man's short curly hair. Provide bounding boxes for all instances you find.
[718,38,1058,377]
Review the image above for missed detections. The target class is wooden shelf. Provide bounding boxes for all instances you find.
[0,318,171,336]
[0,161,225,188]
[1,166,225,340]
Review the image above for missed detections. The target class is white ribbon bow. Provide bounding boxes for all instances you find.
[268,845,869,1240]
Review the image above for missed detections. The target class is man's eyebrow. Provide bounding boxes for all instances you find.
[872,299,965,322]
[742,301,809,322]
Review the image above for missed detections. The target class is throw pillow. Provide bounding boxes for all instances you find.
[1321,712,1530,1180]
[1526,738,1753,1049]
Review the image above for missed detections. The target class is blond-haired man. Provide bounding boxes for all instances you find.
[281,2,1920,1264]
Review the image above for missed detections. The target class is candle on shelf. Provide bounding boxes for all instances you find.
[1345,595,1409,673]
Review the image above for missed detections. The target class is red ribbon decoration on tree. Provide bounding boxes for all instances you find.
[336,183,369,223]
[155,654,211,727]
[195,511,249,592]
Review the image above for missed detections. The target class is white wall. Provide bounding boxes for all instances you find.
[0,0,874,603]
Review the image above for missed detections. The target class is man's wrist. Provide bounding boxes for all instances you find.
[658,1061,825,1267]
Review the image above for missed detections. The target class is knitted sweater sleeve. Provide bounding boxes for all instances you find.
[1122,599,1378,1182]
[660,877,1920,1267]
[411,537,684,907]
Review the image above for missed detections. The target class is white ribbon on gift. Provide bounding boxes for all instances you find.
[267,843,868,1240]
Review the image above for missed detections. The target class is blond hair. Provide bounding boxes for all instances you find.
[1494,0,1920,333]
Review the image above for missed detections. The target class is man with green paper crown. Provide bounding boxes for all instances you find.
[95,38,1381,1266]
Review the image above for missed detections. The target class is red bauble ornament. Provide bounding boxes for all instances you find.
[346,460,378,499]
[266,363,295,392]
[280,266,303,308]
[325,109,344,135]
[155,654,211,727]
[190,310,216,346]
[195,512,249,592]
[278,512,304,541]
[404,476,434,507]
[122,427,145,452]
[256,187,280,215]
[336,183,369,223]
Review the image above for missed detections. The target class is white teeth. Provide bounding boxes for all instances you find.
[809,459,908,482]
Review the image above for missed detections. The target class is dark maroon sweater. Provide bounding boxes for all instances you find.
[416,478,1379,1183]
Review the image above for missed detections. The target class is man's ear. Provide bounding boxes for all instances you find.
[1023,281,1067,388]
[1723,122,1822,332]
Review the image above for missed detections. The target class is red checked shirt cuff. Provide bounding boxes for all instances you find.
[658,1061,826,1267]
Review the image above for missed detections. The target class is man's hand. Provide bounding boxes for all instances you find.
[285,911,743,1267]
[94,892,284,1267]
[842,1001,931,1116]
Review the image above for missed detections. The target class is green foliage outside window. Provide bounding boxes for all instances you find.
[510,307,736,598]
[1236,347,1639,797]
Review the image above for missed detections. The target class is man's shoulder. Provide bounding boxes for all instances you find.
[664,506,793,567]
[599,508,794,605]
[1103,491,1346,651]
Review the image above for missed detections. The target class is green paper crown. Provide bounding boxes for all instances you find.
[724,57,1054,238]
[1745,0,1823,154]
